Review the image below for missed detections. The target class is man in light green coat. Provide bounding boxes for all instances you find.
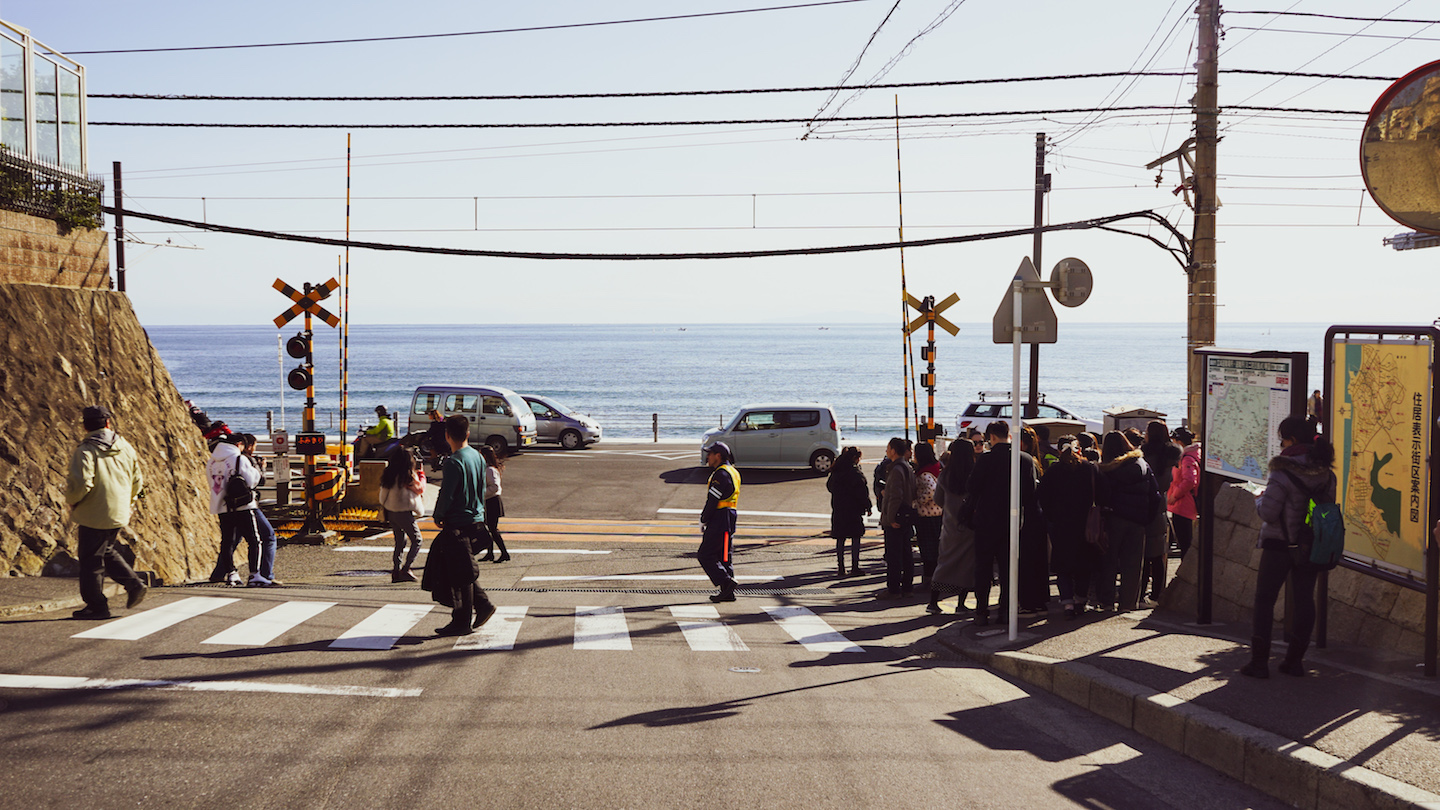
[65,405,147,620]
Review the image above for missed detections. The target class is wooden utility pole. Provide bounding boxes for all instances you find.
[1188,0,1220,427]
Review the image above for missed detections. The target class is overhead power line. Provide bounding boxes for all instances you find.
[88,104,1364,130]
[67,0,875,54]
[1226,10,1440,25]
[101,205,1188,266]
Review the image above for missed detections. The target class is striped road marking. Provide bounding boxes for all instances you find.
[333,546,612,555]
[763,606,864,653]
[574,606,631,651]
[657,507,878,524]
[452,606,529,651]
[0,673,420,698]
[328,604,433,650]
[521,574,780,582]
[202,601,337,646]
[670,605,749,652]
[72,597,238,641]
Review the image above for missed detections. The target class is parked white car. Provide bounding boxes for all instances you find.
[955,391,1102,435]
[701,403,841,473]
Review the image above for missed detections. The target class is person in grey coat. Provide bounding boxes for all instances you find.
[928,440,976,615]
[879,437,916,597]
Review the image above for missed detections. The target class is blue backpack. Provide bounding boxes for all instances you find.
[1280,470,1345,570]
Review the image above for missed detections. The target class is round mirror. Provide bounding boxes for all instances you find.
[1361,59,1440,235]
[1049,257,1092,307]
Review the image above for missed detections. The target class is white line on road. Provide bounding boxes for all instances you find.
[453,606,529,651]
[329,604,433,650]
[762,606,864,653]
[0,673,421,698]
[521,574,781,582]
[669,605,749,652]
[201,601,337,646]
[333,546,611,555]
[574,606,631,651]
[657,507,877,523]
[72,596,238,641]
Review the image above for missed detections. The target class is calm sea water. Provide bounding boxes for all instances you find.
[145,322,1332,441]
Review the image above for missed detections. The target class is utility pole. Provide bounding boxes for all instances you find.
[1027,132,1049,419]
[112,161,125,293]
[1188,0,1220,428]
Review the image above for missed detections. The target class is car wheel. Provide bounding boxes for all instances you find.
[485,435,508,457]
[559,429,583,450]
[810,449,836,474]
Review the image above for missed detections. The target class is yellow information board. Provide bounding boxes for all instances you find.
[1331,338,1433,577]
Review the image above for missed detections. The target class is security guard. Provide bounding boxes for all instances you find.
[699,441,741,602]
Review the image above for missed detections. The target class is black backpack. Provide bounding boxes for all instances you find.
[223,456,255,510]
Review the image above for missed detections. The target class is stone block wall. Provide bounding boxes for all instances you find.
[0,208,110,289]
[0,283,220,582]
[1163,482,1429,657]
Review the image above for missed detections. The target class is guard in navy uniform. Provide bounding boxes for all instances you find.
[699,441,741,602]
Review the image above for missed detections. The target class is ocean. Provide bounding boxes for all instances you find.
[146,322,1333,442]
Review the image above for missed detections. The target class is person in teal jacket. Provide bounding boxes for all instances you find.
[64,405,148,620]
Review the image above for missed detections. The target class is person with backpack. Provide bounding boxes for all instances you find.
[1094,431,1159,613]
[206,434,277,587]
[1242,414,1337,679]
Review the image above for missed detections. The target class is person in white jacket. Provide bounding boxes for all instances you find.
[207,434,279,586]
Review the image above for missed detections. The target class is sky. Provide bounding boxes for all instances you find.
[7,0,1440,327]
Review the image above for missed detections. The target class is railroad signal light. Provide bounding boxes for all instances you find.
[286,331,312,359]
[287,364,313,391]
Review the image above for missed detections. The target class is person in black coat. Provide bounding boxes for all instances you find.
[1095,431,1158,612]
[1140,420,1182,602]
[827,446,871,577]
[963,420,1040,626]
[1038,437,1102,618]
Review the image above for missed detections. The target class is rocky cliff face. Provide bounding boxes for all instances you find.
[0,283,219,582]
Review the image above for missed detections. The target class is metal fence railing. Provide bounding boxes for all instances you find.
[0,148,104,228]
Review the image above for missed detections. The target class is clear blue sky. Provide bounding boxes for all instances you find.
[9,0,1438,326]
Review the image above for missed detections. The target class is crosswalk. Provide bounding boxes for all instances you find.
[69,596,864,654]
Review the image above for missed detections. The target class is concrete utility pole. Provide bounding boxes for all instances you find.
[1188,0,1220,427]
[1027,132,1049,419]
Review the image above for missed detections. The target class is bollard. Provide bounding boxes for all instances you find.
[653,413,658,443]
[267,411,273,435]
[854,415,858,431]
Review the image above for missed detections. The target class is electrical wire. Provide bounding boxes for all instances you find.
[67,0,877,54]
[1226,26,1440,41]
[1227,10,1440,24]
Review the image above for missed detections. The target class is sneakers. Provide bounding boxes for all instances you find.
[473,602,497,629]
[392,568,418,583]
[126,585,148,610]
[71,606,112,620]
[246,574,273,588]
[225,571,243,587]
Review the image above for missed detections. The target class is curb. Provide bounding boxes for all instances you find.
[937,635,1440,810]
[0,584,122,619]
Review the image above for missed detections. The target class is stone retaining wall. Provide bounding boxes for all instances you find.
[1162,482,1428,656]
[0,208,110,289]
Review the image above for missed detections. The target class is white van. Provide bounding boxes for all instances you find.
[701,403,841,473]
[410,384,538,456]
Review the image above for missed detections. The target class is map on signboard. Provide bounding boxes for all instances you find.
[1204,356,1293,484]
[1332,339,1431,576]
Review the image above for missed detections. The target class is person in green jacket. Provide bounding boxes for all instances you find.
[64,405,148,620]
[355,405,397,459]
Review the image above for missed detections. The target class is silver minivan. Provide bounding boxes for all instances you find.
[410,384,538,456]
[701,403,841,473]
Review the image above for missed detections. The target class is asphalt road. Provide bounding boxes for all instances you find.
[0,444,1287,809]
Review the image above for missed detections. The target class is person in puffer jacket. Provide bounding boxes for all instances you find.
[1241,415,1335,679]
[1095,431,1159,612]
[65,405,148,620]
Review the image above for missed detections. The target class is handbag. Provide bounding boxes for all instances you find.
[1084,504,1108,552]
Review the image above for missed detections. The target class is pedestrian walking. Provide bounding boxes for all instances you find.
[64,405,148,619]
[1038,437,1101,619]
[1140,420,1181,603]
[912,442,944,585]
[1094,431,1159,612]
[1167,427,1200,560]
[964,421,1039,625]
[827,446,871,577]
[878,437,916,597]
[928,439,976,615]
[699,441,740,602]
[1241,415,1334,678]
[379,445,426,583]
[207,434,279,587]
[420,415,497,636]
[478,444,511,563]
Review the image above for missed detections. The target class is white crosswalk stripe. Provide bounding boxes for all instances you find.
[65,599,864,655]
[329,604,433,650]
[72,596,238,641]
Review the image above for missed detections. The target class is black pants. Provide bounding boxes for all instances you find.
[834,535,862,570]
[973,533,1011,616]
[1252,547,1318,648]
[1172,515,1193,559]
[78,526,143,612]
[914,515,942,582]
[438,523,492,628]
[698,512,737,591]
[882,523,914,593]
[482,496,508,557]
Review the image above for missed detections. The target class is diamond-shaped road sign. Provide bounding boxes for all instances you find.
[992,257,1057,344]
[273,278,340,328]
[905,292,960,336]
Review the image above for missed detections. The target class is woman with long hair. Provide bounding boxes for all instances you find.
[1095,431,1157,612]
[827,446,871,576]
[1038,436,1100,618]
[928,440,976,614]
[478,444,510,563]
[1241,415,1335,678]
[912,442,944,585]
[378,446,426,582]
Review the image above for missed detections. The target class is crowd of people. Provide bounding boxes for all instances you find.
[831,420,1202,623]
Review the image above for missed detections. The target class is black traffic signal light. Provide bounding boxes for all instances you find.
[287,364,312,390]
[286,331,312,359]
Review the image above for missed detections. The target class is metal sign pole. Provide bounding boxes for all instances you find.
[1009,276,1023,640]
